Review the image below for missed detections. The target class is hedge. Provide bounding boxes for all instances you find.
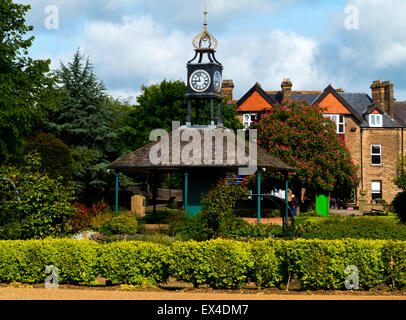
[0,239,405,290]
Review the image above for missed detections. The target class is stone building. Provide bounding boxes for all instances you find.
[223,79,406,205]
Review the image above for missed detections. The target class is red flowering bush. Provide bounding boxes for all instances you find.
[70,202,110,233]
[249,100,359,200]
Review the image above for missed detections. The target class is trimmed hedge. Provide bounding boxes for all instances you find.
[169,239,253,289]
[0,240,100,284]
[98,241,170,286]
[0,239,405,290]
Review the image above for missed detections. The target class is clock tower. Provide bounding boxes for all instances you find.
[186,11,223,126]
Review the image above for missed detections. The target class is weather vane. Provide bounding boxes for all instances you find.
[192,9,218,50]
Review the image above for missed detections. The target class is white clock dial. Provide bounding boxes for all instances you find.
[213,71,222,93]
[190,70,211,92]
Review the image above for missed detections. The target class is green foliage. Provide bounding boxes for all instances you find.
[382,241,406,289]
[286,239,385,290]
[250,240,287,288]
[200,178,246,238]
[169,239,254,289]
[250,100,359,198]
[0,153,77,239]
[295,216,406,240]
[25,133,74,183]
[118,80,242,154]
[101,213,139,235]
[47,50,129,202]
[392,191,406,223]
[0,1,58,163]
[393,155,406,190]
[0,240,100,284]
[220,216,283,239]
[98,241,170,285]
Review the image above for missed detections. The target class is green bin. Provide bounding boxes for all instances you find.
[316,194,330,217]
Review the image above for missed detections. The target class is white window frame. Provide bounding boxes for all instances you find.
[369,114,383,127]
[371,144,382,165]
[371,181,382,200]
[323,114,345,134]
[243,113,257,129]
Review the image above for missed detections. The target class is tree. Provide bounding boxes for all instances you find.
[393,154,406,190]
[118,79,242,154]
[0,1,58,163]
[249,100,359,204]
[25,133,74,184]
[0,153,77,239]
[47,50,126,202]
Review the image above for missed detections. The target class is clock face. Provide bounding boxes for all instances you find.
[190,70,211,92]
[213,71,222,93]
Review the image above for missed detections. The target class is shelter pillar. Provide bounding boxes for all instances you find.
[285,174,289,225]
[184,171,189,214]
[115,171,119,215]
[257,169,261,224]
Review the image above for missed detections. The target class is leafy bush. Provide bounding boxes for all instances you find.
[286,239,385,290]
[98,241,170,285]
[250,240,287,288]
[295,216,406,240]
[0,240,100,284]
[382,241,406,289]
[169,239,254,289]
[0,153,77,239]
[200,178,246,238]
[70,202,110,233]
[220,216,282,239]
[392,191,406,223]
[101,213,138,235]
[25,133,74,184]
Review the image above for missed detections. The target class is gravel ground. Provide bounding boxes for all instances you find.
[1,284,405,300]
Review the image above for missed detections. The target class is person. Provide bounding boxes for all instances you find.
[291,194,298,217]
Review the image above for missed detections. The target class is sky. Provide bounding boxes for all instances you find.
[19,0,406,103]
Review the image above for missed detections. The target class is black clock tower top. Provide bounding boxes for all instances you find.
[185,11,223,127]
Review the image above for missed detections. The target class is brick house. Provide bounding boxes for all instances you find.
[222,79,406,205]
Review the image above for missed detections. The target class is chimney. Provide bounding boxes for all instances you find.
[281,78,292,103]
[371,80,394,119]
[383,81,394,119]
[221,80,234,100]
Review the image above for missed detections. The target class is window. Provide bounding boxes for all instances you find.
[371,145,382,165]
[371,181,382,200]
[243,113,258,129]
[324,114,345,133]
[369,114,383,127]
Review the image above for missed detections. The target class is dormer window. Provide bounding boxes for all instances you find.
[369,114,383,127]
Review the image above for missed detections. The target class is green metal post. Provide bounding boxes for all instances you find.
[184,172,188,214]
[285,176,289,224]
[115,172,119,215]
[257,169,261,224]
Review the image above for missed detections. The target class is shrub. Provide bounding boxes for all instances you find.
[250,240,287,288]
[200,178,246,238]
[382,241,406,289]
[98,241,170,285]
[0,240,100,284]
[169,239,254,289]
[220,216,282,239]
[0,153,77,239]
[295,216,406,240]
[70,202,110,233]
[285,239,385,290]
[101,213,138,235]
[25,133,74,184]
[392,191,406,223]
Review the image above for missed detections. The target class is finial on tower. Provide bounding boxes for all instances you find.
[192,9,218,50]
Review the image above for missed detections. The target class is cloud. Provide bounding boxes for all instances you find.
[77,14,325,100]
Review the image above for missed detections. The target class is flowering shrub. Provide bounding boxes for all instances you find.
[70,202,109,233]
[248,100,359,199]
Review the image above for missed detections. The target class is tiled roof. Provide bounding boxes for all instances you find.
[394,102,406,126]
[267,92,320,105]
[108,127,295,172]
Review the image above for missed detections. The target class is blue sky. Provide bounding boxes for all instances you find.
[19,0,406,102]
